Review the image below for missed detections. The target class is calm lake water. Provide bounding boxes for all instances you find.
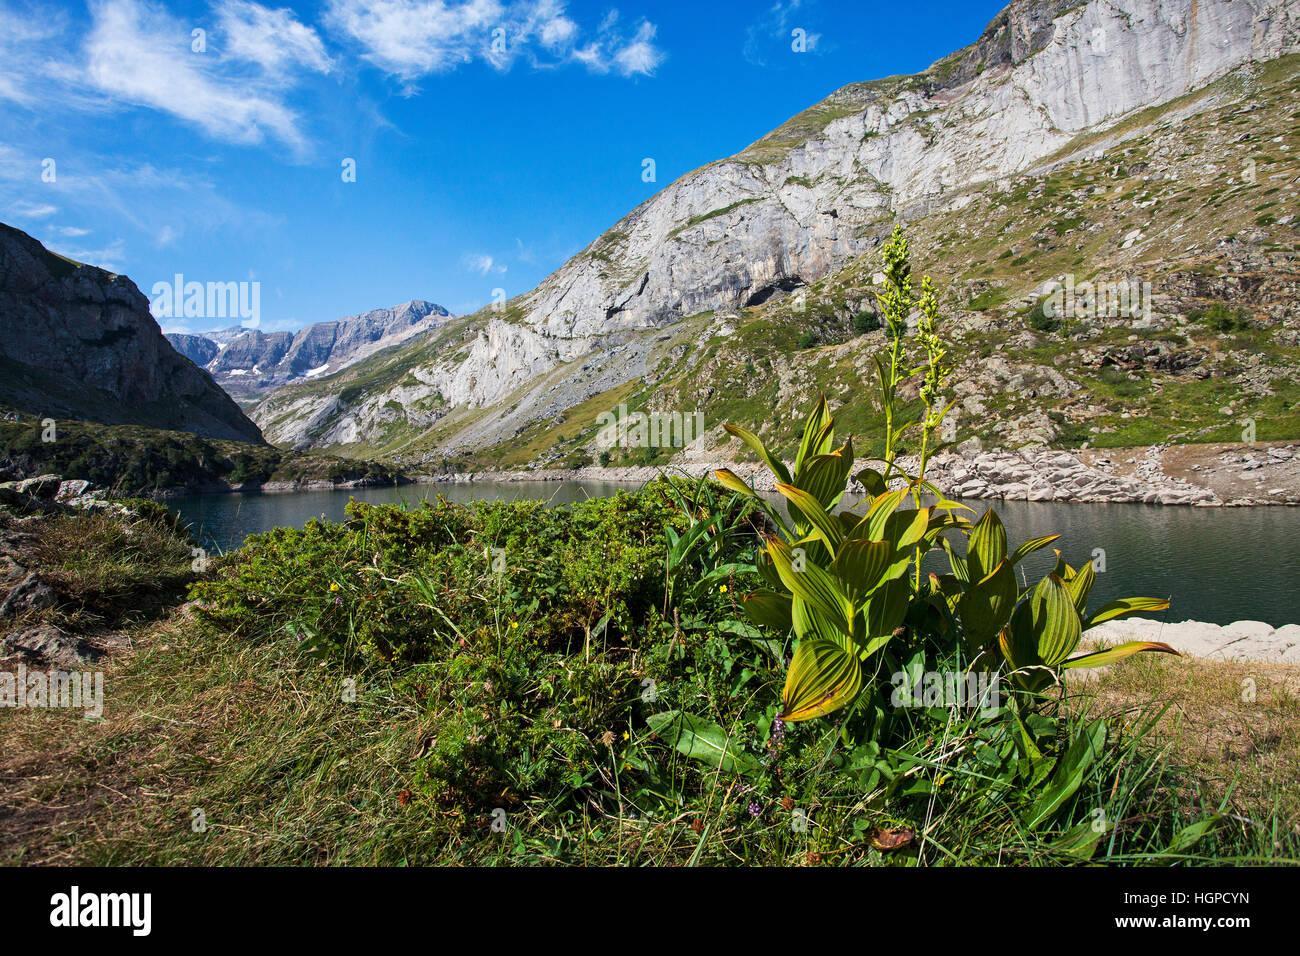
[167,481,1300,627]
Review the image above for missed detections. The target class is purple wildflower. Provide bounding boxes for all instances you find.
[748,801,762,818]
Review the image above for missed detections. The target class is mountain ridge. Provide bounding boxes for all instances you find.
[250,0,1300,462]
[0,223,265,445]
[166,298,452,399]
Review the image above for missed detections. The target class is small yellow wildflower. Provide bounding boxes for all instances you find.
[329,583,339,592]
[719,584,728,594]
[510,621,519,629]
[622,731,630,740]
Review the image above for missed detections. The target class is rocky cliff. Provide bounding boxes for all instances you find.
[167,299,450,398]
[0,223,265,444]
[253,0,1300,461]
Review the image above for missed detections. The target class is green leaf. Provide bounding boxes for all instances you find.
[762,536,853,636]
[779,638,864,722]
[967,509,1007,582]
[793,395,834,479]
[829,538,893,605]
[1009,533,1062,566]
[723,423,791,485]
[1084,596,1172,629]
[854,467,887,499]
[862,577,910,644]
[796,438,855,512]
[1062,560,1096,616]
[741,590,794,633]
[847,487,908,542]
[712,468,758,499]
[958,558,1017,645]
[646,711,759,774]
[774,482,844,553]
[884,506,930,551]
[1029,574,1083,668]
[1022,720,1107,830]
[1061,640,1179,669]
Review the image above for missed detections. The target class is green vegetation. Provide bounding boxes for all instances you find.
[0,415,401,494]
[853,310,881,334]
[7,226,1294,867]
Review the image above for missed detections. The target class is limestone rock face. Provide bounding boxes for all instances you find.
[258,0,1300,451]
[0,223,264,444]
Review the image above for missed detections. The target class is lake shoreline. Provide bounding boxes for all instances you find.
[413,440,1300,507]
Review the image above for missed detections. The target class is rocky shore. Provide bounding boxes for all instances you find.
[427,441,1300,507]
[1088,618,1300,664]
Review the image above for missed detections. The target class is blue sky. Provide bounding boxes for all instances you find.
[0,0,1006,333]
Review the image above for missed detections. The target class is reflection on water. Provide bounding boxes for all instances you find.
[168,480,1300,627]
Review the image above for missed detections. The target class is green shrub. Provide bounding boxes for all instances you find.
[853,310,881,334]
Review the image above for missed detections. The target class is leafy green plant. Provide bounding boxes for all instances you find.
[711,229,1175,726]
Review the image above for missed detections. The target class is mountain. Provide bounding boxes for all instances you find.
[254,0,1300,462]
[0,223,265,445]
[166,300,451,399]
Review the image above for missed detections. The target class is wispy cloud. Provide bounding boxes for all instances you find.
[81,0,313,151]
[215,0,335,77]
[743,0,821,67]
[7,200,57,219]
[462,252,506,275]
[325,0,664,92]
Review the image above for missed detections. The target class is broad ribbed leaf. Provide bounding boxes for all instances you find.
[1062,561,1096,616]
[774,483,843,553]
[1084,596,1172,629]
[958,558,1017,644]
[1031,574,1083,667]
[942,537,969,585]
[797,438,855,511]
[829,538,893,604]
[723,423,791,485]
[762,536,852,635]
[854,467,887,499]
[779,638,864,722]
[713,468,758,499]
[885,506,930,550]
[967,509,1008,582]
[741,590,794,633]
[793,396,834,479]
[862,577,910,641]
[646,710,759,773]
[846,487,908,542]
[1009,533,1062,566]
[1062,641,1179,669]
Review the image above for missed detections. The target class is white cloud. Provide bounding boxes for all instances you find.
[462,252,505,275]
[743,0,822,67]
[324,0,663,89]
[57,226,92,237]
[58,236,128,272]
[83,0,309,150]
[216,0,335,76]
[612,21,663,76]
[8,200,57,218]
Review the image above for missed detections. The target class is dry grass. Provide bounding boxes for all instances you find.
[1071,651,1300,839]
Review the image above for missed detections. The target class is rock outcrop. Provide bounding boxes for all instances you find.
[0,223,265,444]
[168,299,451,397]
[255,0,1300,456]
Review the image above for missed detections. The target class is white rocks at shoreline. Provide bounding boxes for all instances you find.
[423,444,1300,507]
[1088,618,1300,663]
